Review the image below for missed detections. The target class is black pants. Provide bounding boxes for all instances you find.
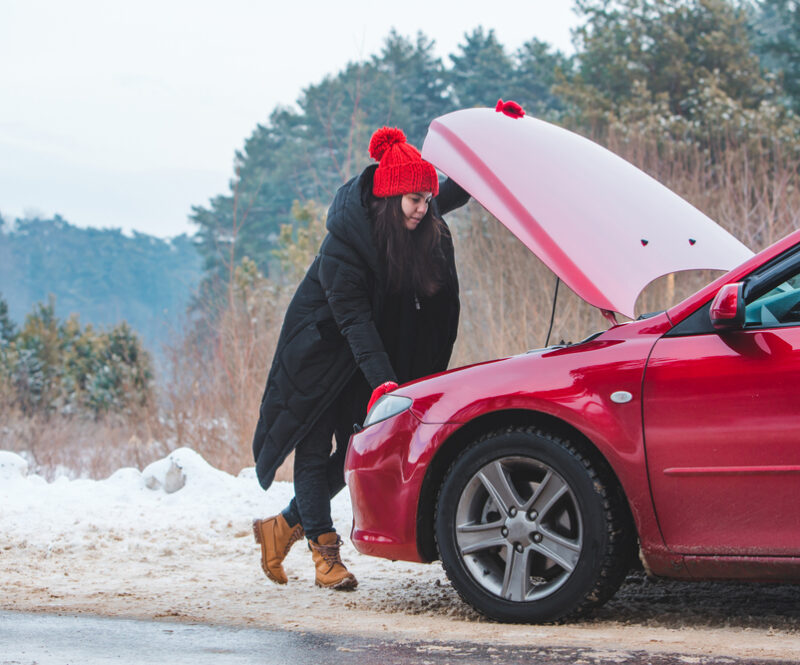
[281,374,369,540]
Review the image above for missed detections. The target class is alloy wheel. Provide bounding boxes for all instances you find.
[454,455,583,602]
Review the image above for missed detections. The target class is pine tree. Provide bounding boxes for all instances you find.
[0,293,16,345]
[449,28,515,108]
[6,297,153,417]
[190,30,455,288]
[752,0,800,112]
[368,30,454,146]
[571,0,770,116]
[510,38,572,116]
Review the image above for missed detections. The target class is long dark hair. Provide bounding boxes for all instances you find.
[368,193,449,297]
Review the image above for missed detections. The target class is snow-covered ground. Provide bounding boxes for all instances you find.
[2,448,799,662]
[0,446,440,607]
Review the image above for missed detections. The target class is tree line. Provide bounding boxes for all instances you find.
[190,0,800,290]
[0,214,202,357]
[0,293,152,418]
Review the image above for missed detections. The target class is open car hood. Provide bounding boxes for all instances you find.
[422,108,753,319]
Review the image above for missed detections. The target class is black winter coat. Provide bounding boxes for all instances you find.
[252,165,468,489]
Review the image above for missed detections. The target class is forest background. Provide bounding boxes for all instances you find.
[2,0,799,478]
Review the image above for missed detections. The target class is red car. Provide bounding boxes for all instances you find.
[344,108,800,622]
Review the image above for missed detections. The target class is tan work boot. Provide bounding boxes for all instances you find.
[309,532,358,590]
[252,514,304,584]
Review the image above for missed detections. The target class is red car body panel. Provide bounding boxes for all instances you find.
[682,556,800,581]
[644,328,800,556]
[346,414,461,562]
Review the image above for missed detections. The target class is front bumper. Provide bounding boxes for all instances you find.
[345,409,457,562]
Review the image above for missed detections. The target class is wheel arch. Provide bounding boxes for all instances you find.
[415,408,638,563]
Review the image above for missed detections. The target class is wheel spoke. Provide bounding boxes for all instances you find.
[500,545,530,601]
[524,470,568,517]
[534,526,582,572]
[456,521,506,555]
[478,461,520,514]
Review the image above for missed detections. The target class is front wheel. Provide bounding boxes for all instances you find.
[435,427,633,622]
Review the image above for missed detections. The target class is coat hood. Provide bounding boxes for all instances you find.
[421,108,754,319]
[325,166,379,274]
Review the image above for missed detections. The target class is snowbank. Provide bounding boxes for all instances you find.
[0,450,28,479]
[0,446,362,567]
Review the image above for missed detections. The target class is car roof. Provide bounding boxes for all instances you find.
[422,108,754,319]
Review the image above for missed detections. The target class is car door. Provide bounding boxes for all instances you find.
[643,250,800,556]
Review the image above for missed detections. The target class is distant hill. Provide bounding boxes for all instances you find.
[0,215,202,363]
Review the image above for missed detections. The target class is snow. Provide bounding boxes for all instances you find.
[0,450,28,479]
[0,447,355,551]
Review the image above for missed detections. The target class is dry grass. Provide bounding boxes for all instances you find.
[450,205,610,369]
[5,131,799,480]
[0,406,168,481]
[604,130,800,250]
[152,278,294,479]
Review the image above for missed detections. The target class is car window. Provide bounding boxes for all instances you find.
[745,269,800,327]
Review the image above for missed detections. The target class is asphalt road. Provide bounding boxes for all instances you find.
[1,610,795,665]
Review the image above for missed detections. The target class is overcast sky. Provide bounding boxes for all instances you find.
[1,1,579,238]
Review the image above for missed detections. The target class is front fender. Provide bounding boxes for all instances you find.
[397,325,671,560]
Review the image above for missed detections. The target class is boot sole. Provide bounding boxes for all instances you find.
[315,576,358,591]
[252,519,287,585]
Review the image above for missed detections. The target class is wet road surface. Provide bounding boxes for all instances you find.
[0,610,792,665]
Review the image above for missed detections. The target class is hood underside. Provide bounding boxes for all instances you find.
[422,108,754,319]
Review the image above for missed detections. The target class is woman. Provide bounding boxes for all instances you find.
[251,127,469,589]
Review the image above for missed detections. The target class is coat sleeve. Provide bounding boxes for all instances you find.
[317,253,398,390]
[434,177,470,216]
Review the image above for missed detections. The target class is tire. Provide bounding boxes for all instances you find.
[435,426,633,623]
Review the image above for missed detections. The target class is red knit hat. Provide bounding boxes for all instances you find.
[369,127,439,197]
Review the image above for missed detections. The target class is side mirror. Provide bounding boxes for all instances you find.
[710,282,745,330]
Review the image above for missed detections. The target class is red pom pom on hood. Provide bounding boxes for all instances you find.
[495,99,525,119]
[369,127,407,161]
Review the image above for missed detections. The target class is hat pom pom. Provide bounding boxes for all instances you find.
[495,98,525,119]
[369,127,407,161]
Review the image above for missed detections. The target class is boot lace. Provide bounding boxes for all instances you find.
[284,525,304,556]
[312,537,344,567]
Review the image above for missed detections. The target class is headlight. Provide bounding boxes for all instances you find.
[363,394,412,427]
